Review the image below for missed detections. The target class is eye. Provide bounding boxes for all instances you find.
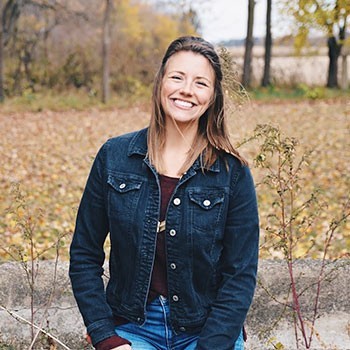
[170,75,182,81]
[197,81,209,87]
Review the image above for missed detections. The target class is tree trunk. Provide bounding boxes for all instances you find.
[0,27,4,103]
[340,53,348,90]
[0,1,5,103]
[102,0,112,103]
[262,0,272,87]
[242,0,255,88]
[326,36,341,88]
[338,13,347,90]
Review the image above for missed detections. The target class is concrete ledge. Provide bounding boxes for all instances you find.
[0,260,349,349]
[246,260,350,350]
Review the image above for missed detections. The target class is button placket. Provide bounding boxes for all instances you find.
[169,195,181,306]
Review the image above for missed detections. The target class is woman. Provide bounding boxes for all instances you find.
[69,36,259,350]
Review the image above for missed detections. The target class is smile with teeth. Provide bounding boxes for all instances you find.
[173,99,195,108]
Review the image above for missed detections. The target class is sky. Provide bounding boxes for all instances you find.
[192,0,273,43]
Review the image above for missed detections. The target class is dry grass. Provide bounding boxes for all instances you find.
[0,100,348,260]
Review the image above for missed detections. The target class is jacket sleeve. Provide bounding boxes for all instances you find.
[196,165,259,350]
[69,142,117,346]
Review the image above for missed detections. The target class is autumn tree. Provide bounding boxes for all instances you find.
[0,0,201,97]
[106,0,199,94]
[179,6,201,34]
[0,0,72,94]
[280,0,350,88]
[154,0,203,34]
[242,0,255,88]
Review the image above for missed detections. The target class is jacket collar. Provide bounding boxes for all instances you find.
[127,127,220,173]
[127,127,148,157]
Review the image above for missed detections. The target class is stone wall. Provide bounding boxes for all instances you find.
[0,260,349,350]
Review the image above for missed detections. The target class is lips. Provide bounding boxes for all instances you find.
[173,99,195,108]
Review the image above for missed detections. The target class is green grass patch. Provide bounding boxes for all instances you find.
[249,85,350,101]
[0,88,151,113]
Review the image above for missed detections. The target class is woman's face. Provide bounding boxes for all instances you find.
[160,51,215,127]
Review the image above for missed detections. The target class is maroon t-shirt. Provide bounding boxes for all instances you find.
[147,174,179,301]
[96,174,178,350]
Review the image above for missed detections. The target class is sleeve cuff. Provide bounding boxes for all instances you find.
[95,335,131,350]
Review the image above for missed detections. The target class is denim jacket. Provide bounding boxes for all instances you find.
[69,128,259,350]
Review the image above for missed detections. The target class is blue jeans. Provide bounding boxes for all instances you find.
[115,296,244,350]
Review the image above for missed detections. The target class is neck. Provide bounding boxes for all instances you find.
[165,119,198,151]
[160,120,198,177]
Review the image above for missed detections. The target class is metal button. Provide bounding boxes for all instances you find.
[170,263,176,270]
[172,295,179,302]
[173,198,181,206]
[179,326,186,332]
[169,229,176,236]
[203,199,211,207]
[119,183,126,189]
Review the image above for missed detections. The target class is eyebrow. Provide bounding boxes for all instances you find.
[168,70,213,83]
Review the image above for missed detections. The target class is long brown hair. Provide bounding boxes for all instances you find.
[147,36,247,175]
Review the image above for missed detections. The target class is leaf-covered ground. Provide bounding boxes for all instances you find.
[0,100,348,261]
[237,100,349,259]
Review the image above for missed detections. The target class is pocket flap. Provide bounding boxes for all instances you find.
[107,174,142,193]
[188,191,224,210]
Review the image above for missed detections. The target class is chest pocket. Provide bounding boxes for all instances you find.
[107,173,143,221]
[188,190,225,233]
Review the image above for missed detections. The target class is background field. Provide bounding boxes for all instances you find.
[0,99,349,261]
[229,45,350,87]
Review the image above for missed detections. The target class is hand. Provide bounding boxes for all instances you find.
[111,346,132,350]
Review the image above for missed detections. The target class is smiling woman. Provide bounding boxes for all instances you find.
[159,51,215,177]
[69,36,259,350]
[148,36,247,178]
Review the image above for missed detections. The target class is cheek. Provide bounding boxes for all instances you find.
[160,81,172,102]
[200,91,215,109]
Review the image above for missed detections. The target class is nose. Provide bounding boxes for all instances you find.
[180,80,193,96]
